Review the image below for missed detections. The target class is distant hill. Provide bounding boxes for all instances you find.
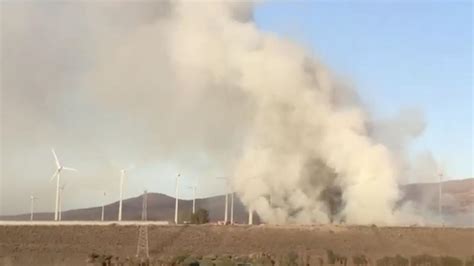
[2,178,472,225]
[402,178,474,213]
[0,193,261,224]
[400,178,473,226]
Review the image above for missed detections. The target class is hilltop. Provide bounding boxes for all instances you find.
[1,178,472,226]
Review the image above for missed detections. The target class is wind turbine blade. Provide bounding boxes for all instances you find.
[50,169,59,182]
[51,149,61,168]
[121,165,134,174]
[63,167,78,172]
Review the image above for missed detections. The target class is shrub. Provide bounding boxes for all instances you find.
[327,250,347,265]
[190,208,210,224]
[411,254,439,266]
[377,255,409,266]
[353,255,368,265]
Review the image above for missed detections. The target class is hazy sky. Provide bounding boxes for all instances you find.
[254,1,472,179]
[0,1,472,216]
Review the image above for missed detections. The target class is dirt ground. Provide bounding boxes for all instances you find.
[0,224,473,266]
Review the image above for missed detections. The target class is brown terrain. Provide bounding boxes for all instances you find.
[0,179,473,265]
[1,179,472,226]
[0,224,473,265]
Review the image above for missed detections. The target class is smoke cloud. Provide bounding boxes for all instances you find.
[1,1,436,224]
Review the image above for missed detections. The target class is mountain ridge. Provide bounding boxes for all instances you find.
[2,178,472,225]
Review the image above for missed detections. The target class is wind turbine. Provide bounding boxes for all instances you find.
[58,183,67,221]
[185,177,199,215]
[247,175,260,225]
[30,195,38,221]
[230,191,234,224]
[217,177,232,224]
[50,149,77,221]
[175,173,181,224]
[186,185,197,214]
[101,191,106,221]
[118,166,134,221]
[438,169,444,225]
[248,208,254,225]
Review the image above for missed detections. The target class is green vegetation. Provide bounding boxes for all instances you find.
[190,208,210,224]
[172,254,189,264]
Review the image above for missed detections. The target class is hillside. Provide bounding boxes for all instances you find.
[1,193,261,224]
[1,225,474,265]
[1,178,472,225]
[402,178,474,214]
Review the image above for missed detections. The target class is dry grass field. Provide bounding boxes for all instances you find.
[0,224,473,265]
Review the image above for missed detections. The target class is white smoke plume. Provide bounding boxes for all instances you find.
[1,1,434,224]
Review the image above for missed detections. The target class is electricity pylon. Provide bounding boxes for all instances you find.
[438,171,444,225]
[136,190,149,258]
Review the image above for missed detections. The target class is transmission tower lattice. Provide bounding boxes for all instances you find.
[136,190,149,258]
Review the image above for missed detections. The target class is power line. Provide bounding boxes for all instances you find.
[136,190,149,259]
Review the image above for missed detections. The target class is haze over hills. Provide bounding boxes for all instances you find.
[402,178,474,214]
[2,179,472,226]
[1,193,262,224]
[400,178,473,226]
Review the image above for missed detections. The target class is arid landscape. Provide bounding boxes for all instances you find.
[1,1,473,265]
[2,179,472,226]
[1,224,473,265]
[0,179,473,265]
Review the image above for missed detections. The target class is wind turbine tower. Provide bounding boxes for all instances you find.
[248,207,253,225]
[175,173,180,224]
[136,190,149,258]
[247,174,258,225]
[101,191,106,221]
[217,177,232,224]
[50,149,77,221]
[438,170,444,225]
[118,166,134,221]
[186,185,197,214]
[192,186,196,214]
[58,184,66,221]
[30,195,38,221]
[224,192,229,223]
[230,192,234,224]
